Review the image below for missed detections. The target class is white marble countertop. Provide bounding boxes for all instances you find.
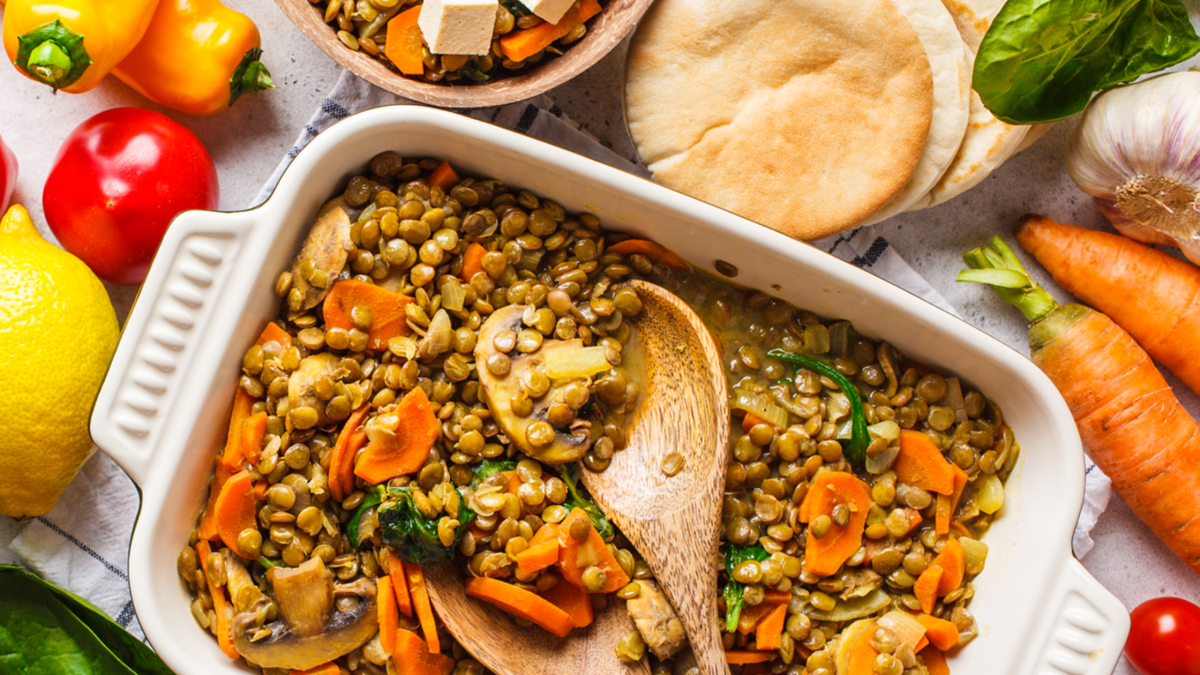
[2,2,1200,673]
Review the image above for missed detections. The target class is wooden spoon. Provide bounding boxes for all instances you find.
[425,280,730,675]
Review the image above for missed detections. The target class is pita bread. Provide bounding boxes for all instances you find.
[907,0,1030,209]
[624,0,933,240]
[861,0,971,225]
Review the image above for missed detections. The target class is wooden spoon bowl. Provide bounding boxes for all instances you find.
[424,280,730,675]
[273,0,657,108]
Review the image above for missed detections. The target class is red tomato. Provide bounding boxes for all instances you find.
[1126,597,1200,675]
[43,108,218,285]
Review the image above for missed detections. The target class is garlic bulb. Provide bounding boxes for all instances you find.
[1065,71,1200,264]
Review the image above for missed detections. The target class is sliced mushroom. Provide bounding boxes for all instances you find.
[475,305,602,464]
[624,580,686,660]
[220,549,264,614]
[231,559,378,671]
[289,353,340,427]
[288,206,353,312]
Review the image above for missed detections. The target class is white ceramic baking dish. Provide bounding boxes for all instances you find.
[91,106,1128,675]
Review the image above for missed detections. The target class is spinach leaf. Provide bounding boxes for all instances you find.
[0,565,172,675]
[379,486,476,564]
[555,462,614,541]
[974,0,1200,124]
[721,545,769,633]
[347,485,387,548]
[470,459,517,491]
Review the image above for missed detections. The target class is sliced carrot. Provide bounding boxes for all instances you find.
[754,603,787,651]
[725,651,774,664]
[404,563,439,653]
[931,538,965,595]
[921,646,951,675]
[895,430,955,495]
[393,629,455,675]
[323,279,415,352]
[799,471,872,576]
[464,576,575,638]
[498,0,602,63]
[737,602,780,634]
[846,621,881,675]
[214,470,257,557]
[606,237,691,272]
[290,664,341,675]
[950,521,973,539]
[539,576,594,628]
[253,480,268,501]
[256,321,293,349]
[935,466,970,536]
[385,6,425,76]
[198,461,233,541]
[378,575,399,655]
[902,508,924,537]
[515,539,560,575]
[196,540,239,659]
[916,614,960,651]
[557,508,630,593]
[342,428,368,498]
[915,566,943,615]
[459,242,487,282]
[330,404,370,502]
[387,555,413,618]
[240,412,268,466]
[429,161,459,191]
[221,389,256,471]
[741,413,771,433]
[355,388,439,485]
[915,635,929,653]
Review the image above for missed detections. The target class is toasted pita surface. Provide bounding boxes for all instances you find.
[861,0,970,225]
[624,0,934,240]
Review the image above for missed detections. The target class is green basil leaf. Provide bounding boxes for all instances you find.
[974,0,1200,124]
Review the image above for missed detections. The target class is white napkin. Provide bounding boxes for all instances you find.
[5,69,1113,642]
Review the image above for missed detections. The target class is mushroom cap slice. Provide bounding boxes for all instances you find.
[289,205,352,312]
[268,557,335,638]
[475,305,602,464]
[231,577,378,671]
[288,352,341,427]
[625,580,686,661]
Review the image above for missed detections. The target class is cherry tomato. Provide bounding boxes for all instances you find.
[0,132,17,213]
[43,108,219,285]
[1125,597,1200,675]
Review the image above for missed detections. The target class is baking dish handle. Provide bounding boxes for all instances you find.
[1029,558,1130,674]
[90,209,258,487]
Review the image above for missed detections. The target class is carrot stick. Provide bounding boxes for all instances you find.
[754,603,787,651]
[799,471,872,576]
[240,412,268,466]
[539,576,594,628]
[1016,214,1200,397]
[515,539,560,575]
[737,602,779,635]
[355,388,439,485]
[921,646,952,675]
[606,237,691,272]
[378,574,399,655]
[914,635,929,653]
[741,413,770,433]
[761,589,791,605]
[894,430,955,495]
[914,566,942,615]
[256,322,293,349]
[961,234,1200,574]
[323,279,415,352]
[214,470,257,557]
[220,389,256,471]
[464,577,575,638]
[196,539,239,659]
[385,6,425,76]
[916,614,960,651]
[290,664,341,675]
[935,466,969,536]
[459,242,487,282]
[724,651,774,664]
[404,563,439,653]
[557,508,630,593]
[330,403,370,501]
[393,629,455,675]
[387,555,413,618]
[253,480,268,501]
[342,428,367,498]
[498,0,602,63]
[429,162,459,191]
[198,461,233,541]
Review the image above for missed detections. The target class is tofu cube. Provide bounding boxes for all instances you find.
[519,0,576,25]
[418,0,498,56]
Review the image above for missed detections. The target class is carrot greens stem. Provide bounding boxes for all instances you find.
[958,236,1059,322]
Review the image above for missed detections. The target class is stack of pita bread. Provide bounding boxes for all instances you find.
[623,0,1051,240]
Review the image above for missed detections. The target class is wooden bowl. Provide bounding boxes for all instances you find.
[274,0,655,108]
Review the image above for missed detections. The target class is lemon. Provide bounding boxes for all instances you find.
[0,205,119,518]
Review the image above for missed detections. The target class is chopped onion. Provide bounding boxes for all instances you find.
[977,474,1005,514]
[945,377,967,424]
[826,391,851,422]
[545,346,612,379]
[516,249,545,271]
[865,444,899,475]
[440,278,465,312]
[868,420,900,443]
[829,321,854,357]
[731,389,790,429]
[878,611,927,650]
[771,389,808,419]
[960,537,989,569]
[421,309,454,357]
[804,588,891,623]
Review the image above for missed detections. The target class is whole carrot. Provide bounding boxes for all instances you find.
[959,237,1200,575]
[1016,215,1200,397]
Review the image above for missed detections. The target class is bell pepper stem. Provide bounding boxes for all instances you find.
[229,48,275,108]
[27,41,74,86]
[14,20,92,91]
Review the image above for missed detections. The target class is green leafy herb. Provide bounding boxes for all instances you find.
[555,462,614,541]
[347,485,388,548]
[229,47,274,108]
[379,486,476,564]
[500,0,532,17]
[721,545,769,632]
[0,565,173,675]
[767,349,870,468]
[258,556,281,569]
[460,65,493,82]
[470,459,517,491]
[974,0,1200,124]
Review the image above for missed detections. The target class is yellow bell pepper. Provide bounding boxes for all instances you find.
[112,0,274,117]
[2,0,160,92]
